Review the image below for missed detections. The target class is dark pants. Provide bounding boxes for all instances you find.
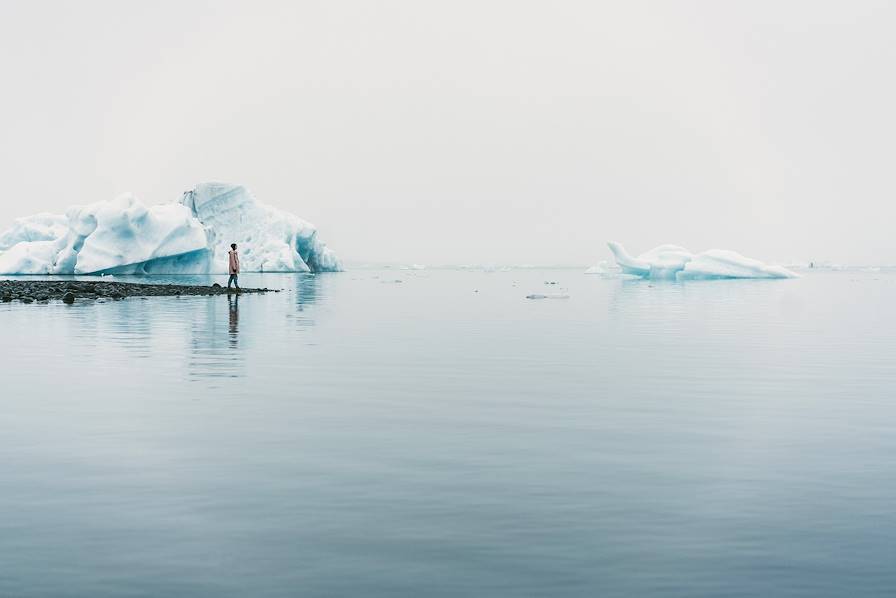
[228,274,239,289]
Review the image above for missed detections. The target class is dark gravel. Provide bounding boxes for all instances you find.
[0,280,277,304]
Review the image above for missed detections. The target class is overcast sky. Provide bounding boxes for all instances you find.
[0,0,893,265]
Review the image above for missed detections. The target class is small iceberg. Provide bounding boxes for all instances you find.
[607,241,797,280]
[584,261,611,275]
[584,259,640,280]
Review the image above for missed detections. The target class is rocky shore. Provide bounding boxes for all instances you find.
[0,280,277,304]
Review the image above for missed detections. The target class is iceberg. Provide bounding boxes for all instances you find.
[0,183,340,275]
[607,241,797,280]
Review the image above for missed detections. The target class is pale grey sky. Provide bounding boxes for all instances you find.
[0,0,893,265]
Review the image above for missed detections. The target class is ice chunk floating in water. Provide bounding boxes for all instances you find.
[607,241,797,280]
[0,183,340,274]
[526,293,570,299]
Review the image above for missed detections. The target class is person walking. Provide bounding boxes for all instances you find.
[228,243,241,291]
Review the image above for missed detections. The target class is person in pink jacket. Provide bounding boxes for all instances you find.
[228,243,241,291]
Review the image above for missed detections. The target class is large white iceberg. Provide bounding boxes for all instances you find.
[607,241,797,280]
[0,183,340,274]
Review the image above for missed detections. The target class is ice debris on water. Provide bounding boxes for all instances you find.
[526,293,570,299]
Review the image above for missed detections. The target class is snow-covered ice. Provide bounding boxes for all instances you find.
[0,213,68,249]
[0,183,340,274]
[607,241,797,280]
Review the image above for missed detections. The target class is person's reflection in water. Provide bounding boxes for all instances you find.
[187,294,245,385]
[228,293,239,348]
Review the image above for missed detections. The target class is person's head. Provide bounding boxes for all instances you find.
[231,243,237,250]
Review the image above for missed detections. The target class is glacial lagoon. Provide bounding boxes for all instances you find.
[1,268,894,597]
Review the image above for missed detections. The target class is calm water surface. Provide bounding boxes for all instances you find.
[1,269,894,597]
